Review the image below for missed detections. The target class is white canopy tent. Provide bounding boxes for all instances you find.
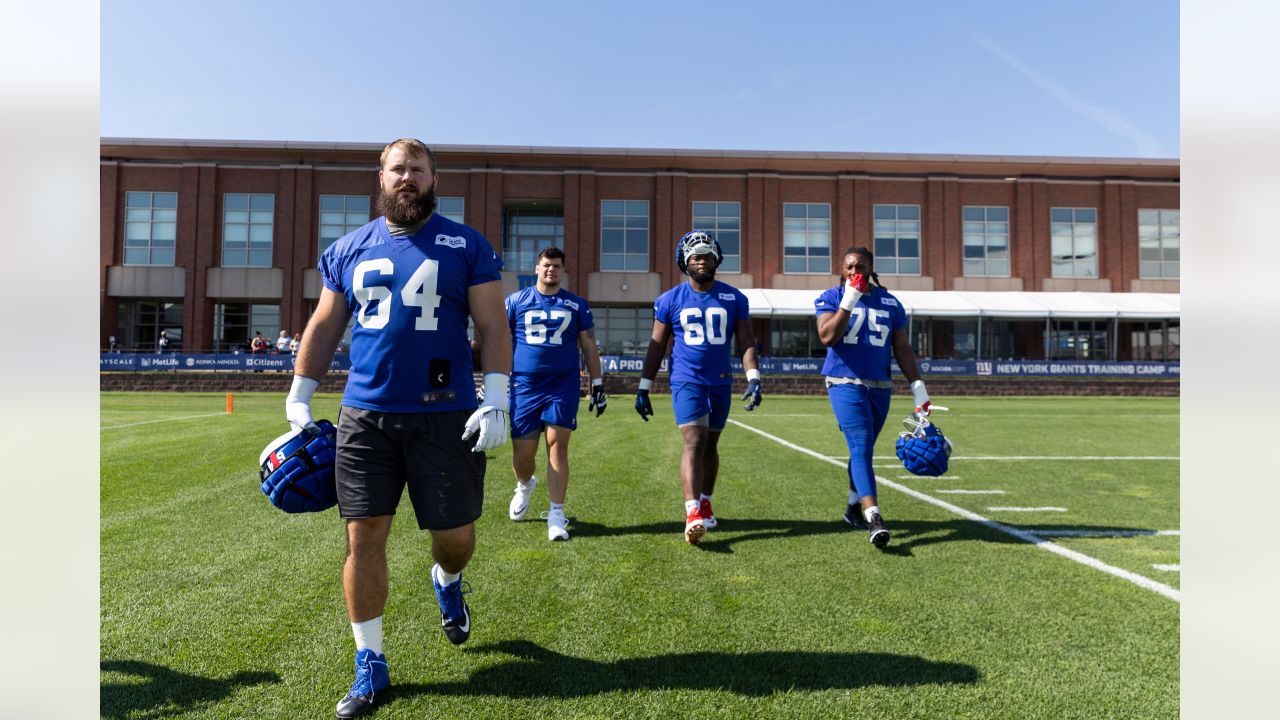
[740,289,1179,360]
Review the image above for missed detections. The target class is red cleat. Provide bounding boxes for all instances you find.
[699,498,717,529]
[684,509,706,545]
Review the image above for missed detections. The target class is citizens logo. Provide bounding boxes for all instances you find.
[435,234,467,249]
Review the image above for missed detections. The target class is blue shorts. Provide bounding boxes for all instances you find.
[510,371,580,439]
[670,381,732,430]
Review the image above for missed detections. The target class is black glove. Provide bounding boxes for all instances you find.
[589,384,608,417]
[741,378,762,411]
[634,389,653,421]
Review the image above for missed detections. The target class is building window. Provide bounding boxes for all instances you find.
[318,195,369,255]
[1129,320,1180,360]
[123,191,178,266]
[962,206,1010,277]
[223,193,275,267]
[783,203,831,274]
[1138,209,1179,279]
[769,318,824,358]
[1048,319,1109,360]
[213,302,280,353]
[439,196,465,224]
[504,206,564,273]
[692,201,741,273]
[114,299,183,351]
[873,204,921,275]
[593,306,653,355]
[1050,207,1097,278]
[601,200,650,272]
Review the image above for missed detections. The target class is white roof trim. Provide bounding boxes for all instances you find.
[743,289,1179,320]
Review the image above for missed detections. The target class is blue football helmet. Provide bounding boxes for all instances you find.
[675,231,723,275]
[895,412,952,477]
[258,420,338,513]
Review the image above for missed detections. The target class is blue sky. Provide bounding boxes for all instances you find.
[101,0,1178,157]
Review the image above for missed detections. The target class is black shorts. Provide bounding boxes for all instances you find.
[335,406,486,530]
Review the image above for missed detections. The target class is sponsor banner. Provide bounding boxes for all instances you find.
[597,356,1179,378]
[100,354,352,372]
[975,360,1180,377]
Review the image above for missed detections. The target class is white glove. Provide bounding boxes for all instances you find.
[462,372,510,452]
[911,379,932,415]
[839,273,872,312]
[286,376,320,431]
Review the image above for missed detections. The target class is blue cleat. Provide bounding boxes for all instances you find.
[432,564,471,645]
[335,648,388,719]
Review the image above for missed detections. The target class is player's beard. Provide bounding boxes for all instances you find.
[690,266,715,284]
[379,184,437,226]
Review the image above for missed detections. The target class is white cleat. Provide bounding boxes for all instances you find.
[544,508,570,541]
[509,476,538,521]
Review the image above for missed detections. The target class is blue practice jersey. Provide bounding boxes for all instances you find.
[813,285,908,381]
[506,286,594,376]
[319,214,503,413]
[654,280,750,387]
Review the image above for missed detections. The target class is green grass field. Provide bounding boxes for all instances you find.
[101,392,1179,719]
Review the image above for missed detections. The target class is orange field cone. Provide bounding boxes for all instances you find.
[226,393,234,414]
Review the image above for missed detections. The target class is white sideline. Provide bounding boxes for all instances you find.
[937,489,1006,495]
[897,475,962,479]
[1152,564,1181,572]
[988,506,1068,512]
[728,418,1181,602]
[102,412,228,430]
[874,455,1178,461]
[1032,529,1180,538]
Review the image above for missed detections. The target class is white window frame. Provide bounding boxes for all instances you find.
[600,199,650,272]
[123,191,178,266]
[438,196,466,224]
[692,201,742,274]
[1138,208,1179,279]
[961,205,1011,277]
[872,204,922,276]
[222,193,275,268]
[318,194,370,255]
[1050,207,1098,278]
[782,202,831,274]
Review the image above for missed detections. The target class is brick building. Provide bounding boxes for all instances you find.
[100,138,1179,361]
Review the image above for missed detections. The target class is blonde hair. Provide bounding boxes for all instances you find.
[379,138,438,173]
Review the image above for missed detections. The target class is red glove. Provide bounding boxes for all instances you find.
[849,273,871,293]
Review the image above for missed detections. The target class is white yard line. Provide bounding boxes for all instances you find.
[936,489,1006,495]
[988,506,1068,512]
[873,455,1178,461]
[728,418,1180,603]
[1152,564,1181,572]
[1030,529,1180,538]
[897,475,962,480]
[101,412,229,430]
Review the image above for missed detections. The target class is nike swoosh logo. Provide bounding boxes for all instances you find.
[458,605,470,633]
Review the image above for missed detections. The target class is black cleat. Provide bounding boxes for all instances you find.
[868,511,891,549]
[842,503,868,529]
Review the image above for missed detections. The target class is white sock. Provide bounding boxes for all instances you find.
[848,490,859,505]
[517,476,534,487]
[699,493,712,502]
[434,564,460,586]
[352,616,383,655]
[684,499,699,514]
[863,504,880,523]
[549,501,564,513]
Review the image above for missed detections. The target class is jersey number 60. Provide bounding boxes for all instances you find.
[680,307,730,345]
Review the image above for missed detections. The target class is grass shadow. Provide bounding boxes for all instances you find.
[391,640,979,701]
[100,659,279,720]
[568,517,1168,555]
